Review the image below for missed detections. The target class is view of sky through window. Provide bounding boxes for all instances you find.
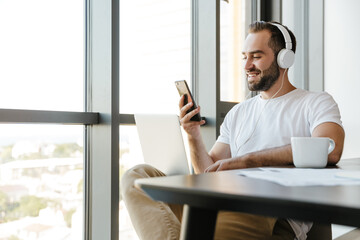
[119,0,191,238]
[0,0,85,239]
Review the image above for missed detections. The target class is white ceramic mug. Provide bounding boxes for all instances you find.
[291,137,335,168]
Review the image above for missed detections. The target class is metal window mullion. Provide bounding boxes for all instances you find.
[0,109,98,124]
[192,0,199,102]
[193,0,218,149]
[86,0,119,239]
[308,0,324,91]
[110,0,120,239]
[84,0,92,239]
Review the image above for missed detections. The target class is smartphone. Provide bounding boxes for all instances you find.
[175,80,202,122]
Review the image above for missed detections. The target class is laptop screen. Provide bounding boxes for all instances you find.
[134,114,192,175]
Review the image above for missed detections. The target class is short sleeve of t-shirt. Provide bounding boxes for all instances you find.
[308,92,343,133]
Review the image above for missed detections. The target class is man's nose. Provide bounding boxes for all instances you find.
[244,59,254,70]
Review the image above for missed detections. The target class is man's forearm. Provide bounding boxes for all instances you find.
[205,144,293,172]
[244,144,293,168]
[188,134,215,174]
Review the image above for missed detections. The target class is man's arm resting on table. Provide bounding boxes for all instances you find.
[188,136,231,174]
[205,122,345,172]
[205,144,292,172]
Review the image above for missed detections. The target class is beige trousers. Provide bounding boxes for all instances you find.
[120,164,295,240]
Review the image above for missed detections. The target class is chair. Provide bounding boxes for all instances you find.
[307,223,332,240]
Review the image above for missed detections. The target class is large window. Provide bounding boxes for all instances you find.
[119,0,191,115]
[0,0,255,238]
[0,0,84,111]
[0,0,87,239]
[119,1,191,238]
[220,0,248,103]
[0,125,83,239]
[119,0,252,238]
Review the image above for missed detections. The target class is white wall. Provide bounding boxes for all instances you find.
[324,0,360,158]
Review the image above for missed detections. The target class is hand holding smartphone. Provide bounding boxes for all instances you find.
[175,80,202,122]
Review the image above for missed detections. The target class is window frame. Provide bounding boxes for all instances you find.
[3,0,301,238]
[0,0,120,239]
[86,0,119,239]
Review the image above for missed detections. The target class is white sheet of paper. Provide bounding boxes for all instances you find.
[237,168,360,186]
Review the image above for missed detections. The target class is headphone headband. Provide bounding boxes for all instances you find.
[268,22,295,68]
[270,23,293,50]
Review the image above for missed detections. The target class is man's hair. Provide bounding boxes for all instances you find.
[248,21,297,56]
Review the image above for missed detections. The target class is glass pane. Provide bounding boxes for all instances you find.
[220,0,249,103]
[119,0,191,114]
[0,125,83,239]
[0,0,84,111]
[119,125,142,240]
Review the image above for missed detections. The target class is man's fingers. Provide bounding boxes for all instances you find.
[178,95,186,109]
[180,105,201,123]
[205,163,219,173]
[179,102,193,118]
[186,107,200,120]
[205,160,228,173]
[204,165,212,173]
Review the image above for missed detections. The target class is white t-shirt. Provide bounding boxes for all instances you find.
[216,88,343,239]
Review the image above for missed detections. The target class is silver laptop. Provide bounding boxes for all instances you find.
[134,114,192,175]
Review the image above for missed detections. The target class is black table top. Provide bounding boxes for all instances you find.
[136,158,360,227]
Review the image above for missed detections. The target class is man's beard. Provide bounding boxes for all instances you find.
[247,59,280,91]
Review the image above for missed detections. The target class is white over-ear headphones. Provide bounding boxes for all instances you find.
[270,23,295,69]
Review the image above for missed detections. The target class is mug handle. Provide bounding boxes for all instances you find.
[328,138,335,154]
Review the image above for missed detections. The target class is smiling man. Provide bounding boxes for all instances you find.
[121,21,345,240]
[245,33,282,92]
[180,21,344,239]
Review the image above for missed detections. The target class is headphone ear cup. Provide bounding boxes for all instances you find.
[277,48,295,69]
